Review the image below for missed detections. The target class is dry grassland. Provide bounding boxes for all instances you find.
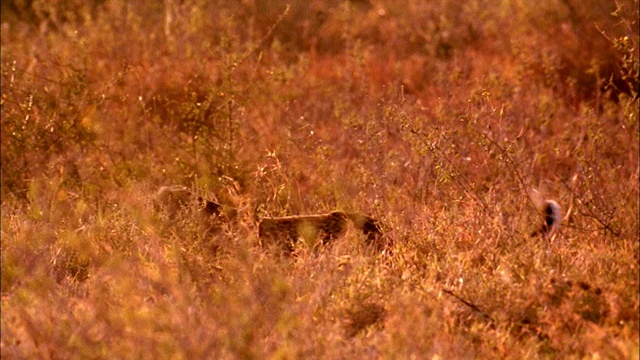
[1,1,638,359]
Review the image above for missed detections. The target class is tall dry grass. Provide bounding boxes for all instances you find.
[1,0,638,358]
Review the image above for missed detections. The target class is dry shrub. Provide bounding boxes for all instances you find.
[1,0,637,358]
[513,0,638,102]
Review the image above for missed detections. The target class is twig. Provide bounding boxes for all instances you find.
[441,288,495,324]
[559,177,621,237]
[233,4,291,73]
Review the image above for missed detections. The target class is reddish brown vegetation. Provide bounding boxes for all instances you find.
[1,1,637,358]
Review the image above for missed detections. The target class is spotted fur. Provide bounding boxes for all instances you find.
[258,211,383,252]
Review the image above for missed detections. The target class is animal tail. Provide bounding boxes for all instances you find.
[531,200,562,237]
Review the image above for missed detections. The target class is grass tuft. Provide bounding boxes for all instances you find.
[2,0,638,358]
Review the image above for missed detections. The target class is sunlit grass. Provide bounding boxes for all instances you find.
[1,0,638,359]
